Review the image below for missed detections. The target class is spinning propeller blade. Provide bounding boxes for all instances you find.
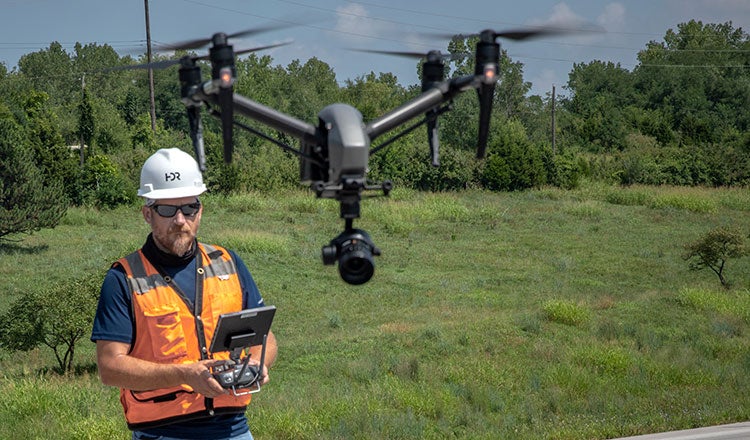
[109,42,291,72]
[349,48,428,59]
[156,23,295,51]
[428,23,602,42]
[234,41,292,57]
[349,48,466,62]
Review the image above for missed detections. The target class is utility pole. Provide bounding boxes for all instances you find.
[144,0,157,133]
[551,84,556,155]
[79,74,85,166]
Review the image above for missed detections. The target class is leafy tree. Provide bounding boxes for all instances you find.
[0,274,101,373]
[683,227,748,289]
[635,20,750,144]
[118,88,141,126]
[0,114,68,241]
[281,57,340,121]
[21,89,79,197]
[406,145,478,191]
[93,98,130,153]
[130,112,156,149]
[563,60,636,151]
[17,42,75,105]
[342,71,407,122]
[72,43,122,100]
[480,118,546,191]
[153,66,187,133]
[495,52,532,119]
[77,87,95,156]
[73,153,134,208]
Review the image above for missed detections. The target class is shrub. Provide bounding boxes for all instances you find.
[542,299,591,327]
[0,273,101,373]
[683,227,748,289]
[544,150,586,190]
[480,141,546,192]
[71,153,134,208]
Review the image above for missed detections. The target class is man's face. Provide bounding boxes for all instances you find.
[142,196,203,256]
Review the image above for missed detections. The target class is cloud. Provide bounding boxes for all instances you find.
[529,68,564,96]
[334,3,398,42]
[529,3,587,28]
[528,2,628,32]
[597,3,626,31]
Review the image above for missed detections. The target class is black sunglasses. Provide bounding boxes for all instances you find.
[151,202,201,218]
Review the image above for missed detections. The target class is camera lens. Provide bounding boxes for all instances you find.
[338,238,375,285]
[321,229,380,285]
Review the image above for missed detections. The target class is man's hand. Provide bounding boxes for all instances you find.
[182,359,229,398]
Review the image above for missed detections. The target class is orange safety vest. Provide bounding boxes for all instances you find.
[115,243,252,430]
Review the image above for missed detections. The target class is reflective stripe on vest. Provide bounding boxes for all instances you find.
[116,243,252,430]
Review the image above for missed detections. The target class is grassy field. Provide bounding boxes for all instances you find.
[2,183,750,439]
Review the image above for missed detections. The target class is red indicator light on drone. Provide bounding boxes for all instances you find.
[219,67,234,87]
[482,64,498,84]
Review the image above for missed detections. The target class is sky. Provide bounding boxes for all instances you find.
[1,0,749,97]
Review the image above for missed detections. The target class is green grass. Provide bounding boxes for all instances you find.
[2,183,750,439]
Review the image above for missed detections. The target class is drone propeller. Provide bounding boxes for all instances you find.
[350,48,466,62]
[429,23,600,42]
[106,41,291,72]
[426,23,602,157]
[112,36,291,166]
[155,23,294,51]
[351,47,463,166]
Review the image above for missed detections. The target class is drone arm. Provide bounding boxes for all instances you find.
[369,103,451,157]
[366,75,477,140]
[218,111,325,167]
[196,87,317,144]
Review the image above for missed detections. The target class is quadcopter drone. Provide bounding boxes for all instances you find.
[121,24,580,285]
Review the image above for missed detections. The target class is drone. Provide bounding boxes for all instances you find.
[118,24,581,285]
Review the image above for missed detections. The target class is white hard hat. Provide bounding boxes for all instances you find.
[138,148,207,199]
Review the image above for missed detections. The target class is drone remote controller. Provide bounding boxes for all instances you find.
[212,360,261,390]
[210,330,269,396]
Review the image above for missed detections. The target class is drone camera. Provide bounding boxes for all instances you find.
[322,229,381,285]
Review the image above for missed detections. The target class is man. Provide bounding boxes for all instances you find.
[92,148,277,440]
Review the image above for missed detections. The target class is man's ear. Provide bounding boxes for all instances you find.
[142,205,152,225]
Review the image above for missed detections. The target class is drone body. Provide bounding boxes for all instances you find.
[317,103,370,187]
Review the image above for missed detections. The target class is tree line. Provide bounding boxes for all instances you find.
[1,19,749,240]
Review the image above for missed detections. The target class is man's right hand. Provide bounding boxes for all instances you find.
[181,359,230,398]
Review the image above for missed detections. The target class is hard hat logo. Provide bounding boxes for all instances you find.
[165,172,182,182]
[137,148,207,200]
